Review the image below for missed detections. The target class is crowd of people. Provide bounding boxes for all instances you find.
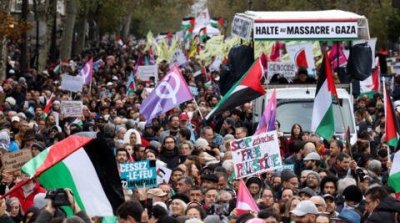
[0,35,399,223]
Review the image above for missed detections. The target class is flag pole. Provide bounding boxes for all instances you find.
[89,78,92,97]
[192,99,204,120]
[335,91,353,158]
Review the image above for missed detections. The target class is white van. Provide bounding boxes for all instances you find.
[253,85,357,145]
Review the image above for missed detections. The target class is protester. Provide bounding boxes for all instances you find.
[0,16,399,223]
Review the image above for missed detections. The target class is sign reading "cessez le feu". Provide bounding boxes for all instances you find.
[254,21,358,40]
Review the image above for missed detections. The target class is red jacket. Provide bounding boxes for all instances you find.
[8,181,46,214]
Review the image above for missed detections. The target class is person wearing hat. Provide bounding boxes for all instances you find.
[341,185,365,214]
[298,187,317,201]
[31,141,46,157]
[147,188,168,203]
[303,152,321,172]
[246,176,264,200]
[331,208,361,223]
[281,169,299,194]
[306,171,321,194]
[323,194,339,218]
[290,200,318,223]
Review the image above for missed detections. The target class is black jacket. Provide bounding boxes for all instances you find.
[367,196,400,223]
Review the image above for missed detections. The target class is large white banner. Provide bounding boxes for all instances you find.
[232,131,283,178]
[61,74,83,92]
[254,21,358,40]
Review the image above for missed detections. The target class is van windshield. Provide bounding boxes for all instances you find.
[276,99,354,135]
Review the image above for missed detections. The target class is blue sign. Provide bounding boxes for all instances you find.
[120,160,157,189]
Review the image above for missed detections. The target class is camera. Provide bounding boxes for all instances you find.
[355,168,366,182]
[45,188,71,207]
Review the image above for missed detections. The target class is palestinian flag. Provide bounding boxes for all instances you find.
[388,150,400,199]
[311,52,337,140]
[43,94,55,115]
[360,58,380,98]
[200,27,207,42]
[383,82,400,148]
[21,132,124,217]
[210,17,224,29]
[126,71,136,95]
[205,53,267,120]
[181,17,195,30]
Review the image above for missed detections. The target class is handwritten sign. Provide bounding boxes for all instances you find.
[232,131,283,178]
[2,150,32,172]
[120,160,157,189]
[61,74,83,92]
[137,65,158,81]
[61,101,83,118]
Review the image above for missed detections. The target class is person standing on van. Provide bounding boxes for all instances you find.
[292,68,316,84]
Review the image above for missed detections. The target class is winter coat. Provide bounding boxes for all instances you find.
[367,196,400,223]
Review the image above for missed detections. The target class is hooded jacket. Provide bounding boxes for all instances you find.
[366,196,400,223]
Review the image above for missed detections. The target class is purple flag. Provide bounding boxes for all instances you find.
[79,58,93,84]
[255,89,277,134]
[140,66,193,122]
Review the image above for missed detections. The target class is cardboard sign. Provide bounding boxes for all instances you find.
[120,160,157,189]
[2,150,32,172]
[267,62,297,80]
[61,101,83,118]
[61,74,83,92]
[232,131,283,178]
[137,65,158,81]
[254,21,358,40]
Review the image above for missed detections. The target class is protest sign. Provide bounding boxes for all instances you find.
[2,150,32,172]
[156,165,172,185]
[232,131,283,178]
[61,101,83,118]
[267,62,296,80]
[276,164,295,172]
[137,65,158,81]
[61,74,83,92]
[120,160,157,189]
[169,49,187,68]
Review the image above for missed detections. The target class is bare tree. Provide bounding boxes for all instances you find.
[60,0,78,61]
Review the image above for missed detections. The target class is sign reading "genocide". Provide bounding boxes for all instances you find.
[253,21,358,40]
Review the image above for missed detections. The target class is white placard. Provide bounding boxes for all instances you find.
[267,62,297,80]
[137,65,158,81]
[254,21,358,40]
[232,131,283,179]
[61,74,83,92]
[169,49,187,68]
[61,100,83,118]
[231,15,253,40]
